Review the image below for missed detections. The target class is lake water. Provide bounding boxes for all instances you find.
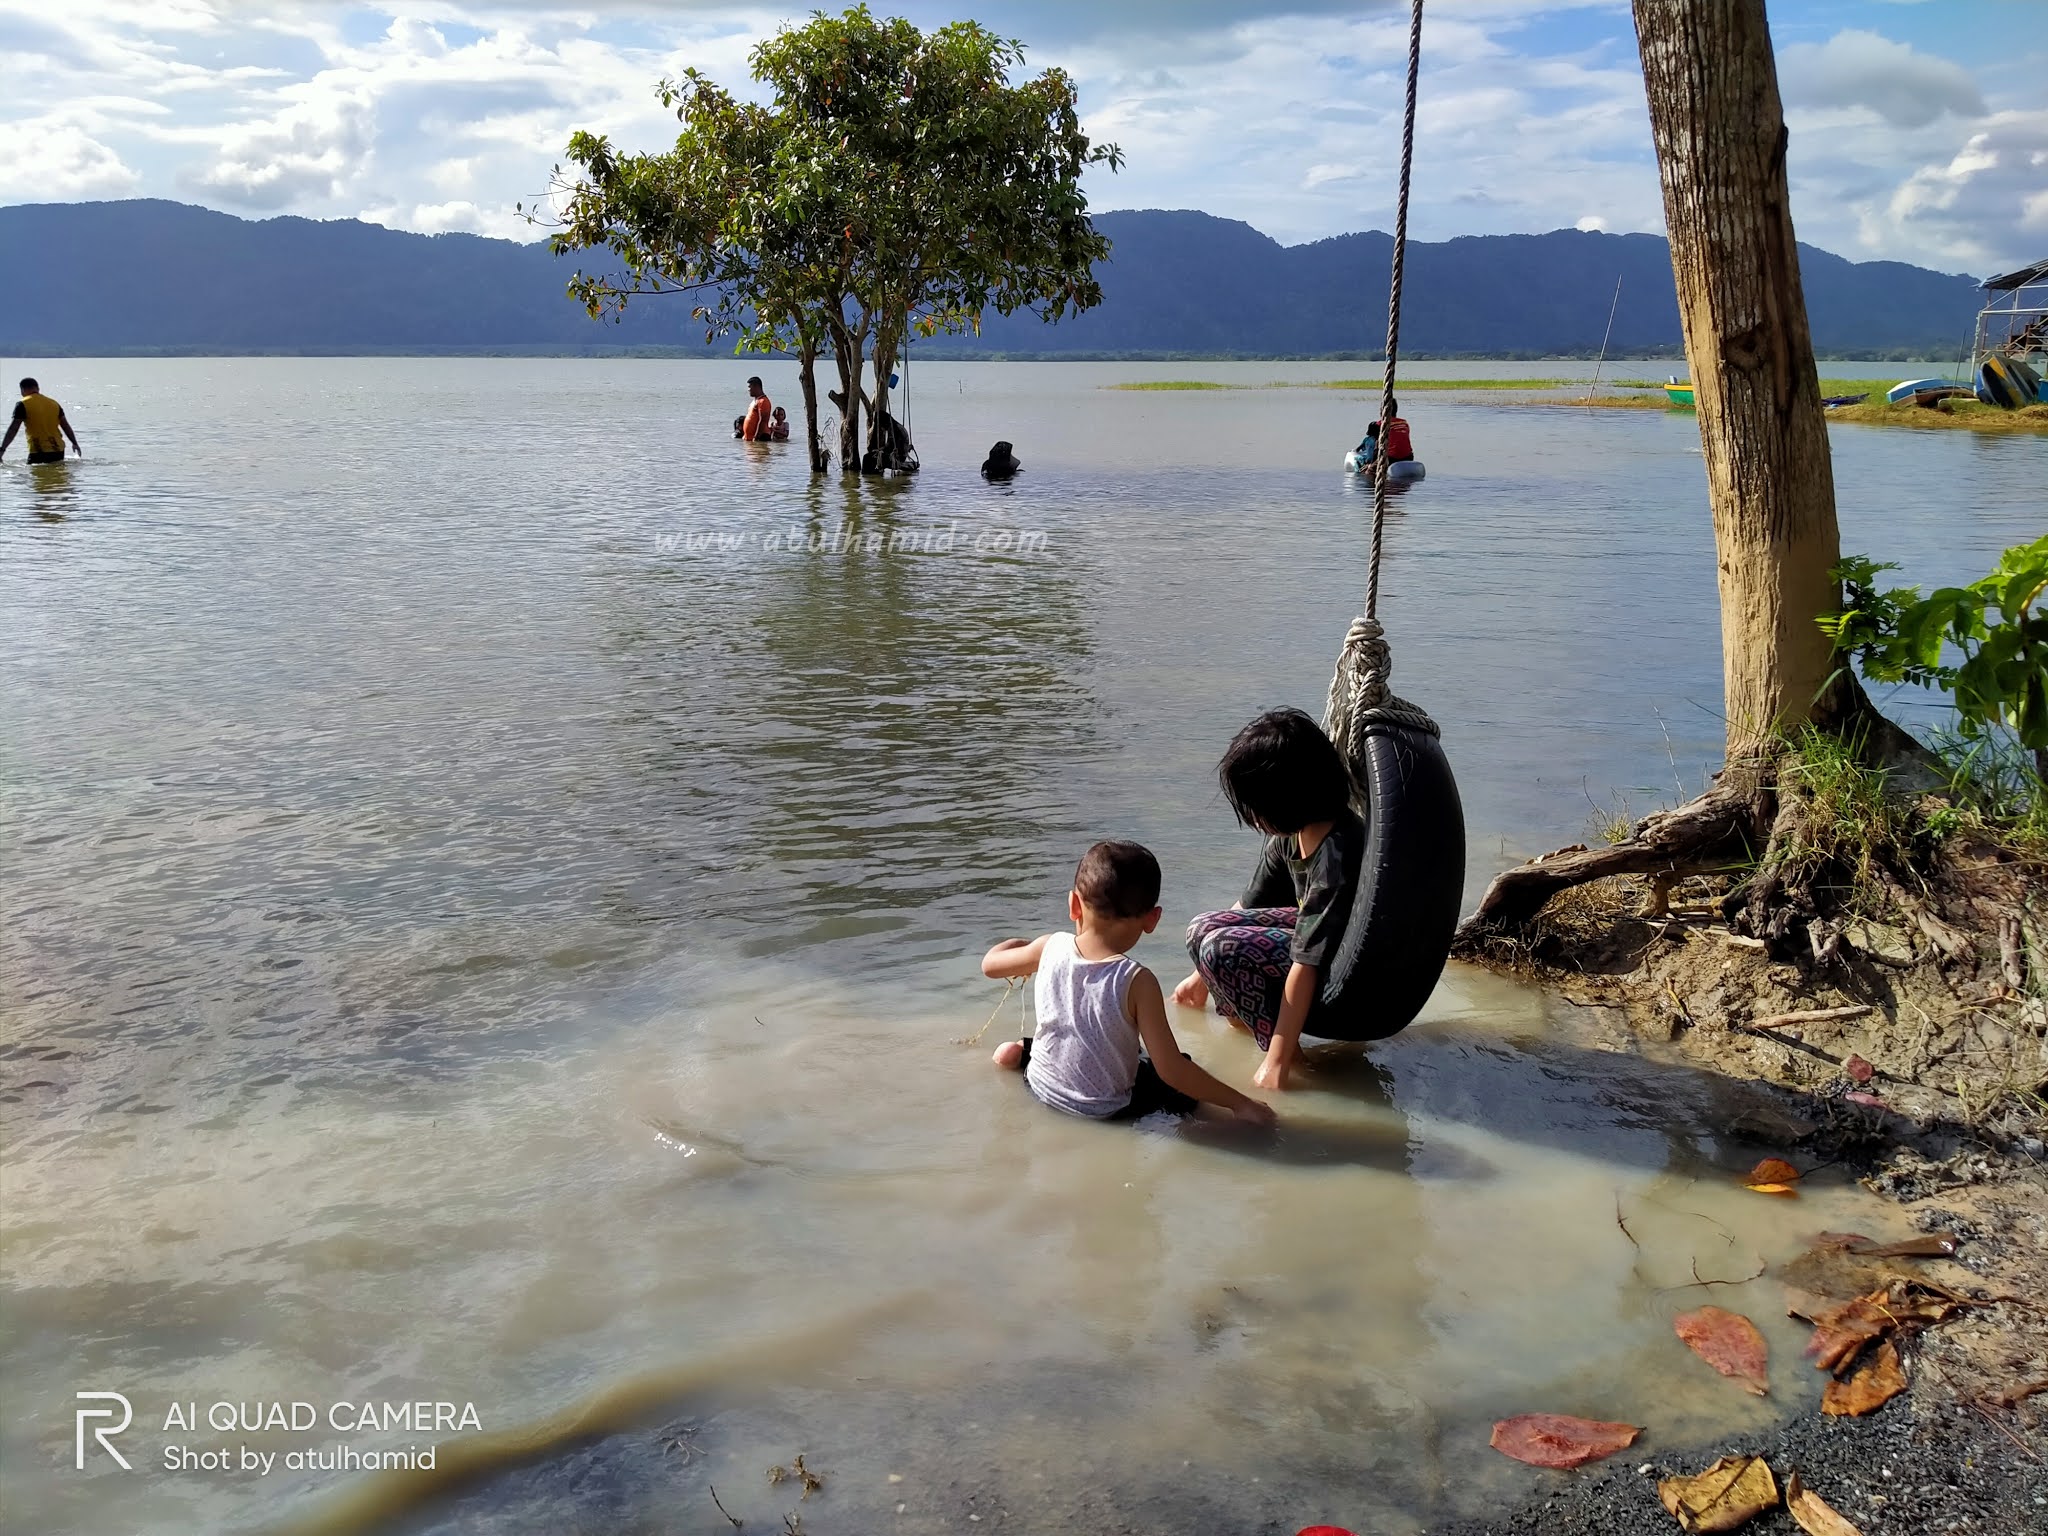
[3,359,2042,1536]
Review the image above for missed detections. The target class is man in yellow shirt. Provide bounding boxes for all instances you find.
[2,378,83,464]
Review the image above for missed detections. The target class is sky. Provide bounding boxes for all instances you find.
[4,0,2043,275]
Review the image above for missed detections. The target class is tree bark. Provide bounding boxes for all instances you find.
[797,343,827,473]
[1632,0,1857,752]
[826,315,864,475]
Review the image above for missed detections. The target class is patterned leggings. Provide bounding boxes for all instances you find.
[1185,908,1298,1050]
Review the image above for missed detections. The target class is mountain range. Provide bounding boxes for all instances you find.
[0,199,1990,359]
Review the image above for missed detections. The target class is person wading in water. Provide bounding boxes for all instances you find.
[1,378,83,464]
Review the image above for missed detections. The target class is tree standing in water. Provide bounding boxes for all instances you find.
[543,6,1119,476]
[1463,0,2027,946]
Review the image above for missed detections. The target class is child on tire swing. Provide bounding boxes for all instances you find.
[984,841,1276,1126]
[1173,708,1366,1092]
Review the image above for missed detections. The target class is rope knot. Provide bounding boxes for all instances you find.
[1339,617,1393,710]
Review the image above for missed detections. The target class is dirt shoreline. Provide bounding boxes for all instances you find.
[1441,872,2046,1536]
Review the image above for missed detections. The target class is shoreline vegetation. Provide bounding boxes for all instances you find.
[1104,375,2048,433]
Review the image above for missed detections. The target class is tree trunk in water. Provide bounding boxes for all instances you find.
[797,344,827,474]
[1633,0,1858,753]
[827,320,863,475]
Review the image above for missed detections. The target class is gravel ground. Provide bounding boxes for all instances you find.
[1428,1330,2048,1536]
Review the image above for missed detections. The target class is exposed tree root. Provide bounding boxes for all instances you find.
[1458,775,1767,935]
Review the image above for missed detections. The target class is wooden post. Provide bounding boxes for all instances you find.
[1632,0,1857,753]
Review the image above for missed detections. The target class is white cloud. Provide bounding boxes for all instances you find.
[1779,29,1983,130]
[0,117,140,199]
[1303,163,1367,190]
[1574,214,1607,232]
[1873,109,2048,269]
[184,92,377,208]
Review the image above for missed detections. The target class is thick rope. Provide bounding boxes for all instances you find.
[1325,0,1436,773]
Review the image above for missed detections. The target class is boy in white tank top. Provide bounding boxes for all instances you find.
[983,841,1276,1125]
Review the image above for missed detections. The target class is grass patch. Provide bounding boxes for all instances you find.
[1314,377,1572,391]
[1103,380,1239,390]
[1826,400,2048,434]
[1777,727,1916,898]
[1927,730,2048,861]
[1610,376,1917,398]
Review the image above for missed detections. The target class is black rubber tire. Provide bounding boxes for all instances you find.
[1308,722,1465,1041]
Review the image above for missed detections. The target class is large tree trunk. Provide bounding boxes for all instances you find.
[826,316,864,475]
[797,342,827,474]
[1633,0,1858,752]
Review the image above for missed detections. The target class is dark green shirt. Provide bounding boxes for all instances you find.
[1239,809,1366,969]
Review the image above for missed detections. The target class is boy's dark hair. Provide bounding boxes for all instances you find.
[1073,840,1161,919]
[1218,708,1354,833]
[20,378,37,393]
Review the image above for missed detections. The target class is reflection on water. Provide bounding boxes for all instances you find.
[3,360,2041,1535]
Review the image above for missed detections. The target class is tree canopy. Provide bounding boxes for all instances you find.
[540,6,1120,472]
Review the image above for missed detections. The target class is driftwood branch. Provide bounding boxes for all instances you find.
[1461,781,1760,935]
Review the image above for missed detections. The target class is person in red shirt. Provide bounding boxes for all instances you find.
[1354,396,1414,464]
[1382,396,1414,461]
[739,376,773,441]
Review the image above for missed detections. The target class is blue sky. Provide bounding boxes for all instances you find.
[5,1,2042,274]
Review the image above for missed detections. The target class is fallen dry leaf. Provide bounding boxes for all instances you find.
[1489,1413,1641,1469]
[1674,1306,1769,1395]
[1843,1054,1874,1084]
[1822,1339,1907,1416]
[1842,1090,1887,1109]
[1743,1157,1801,1196]
[1801,1291,1895,1372]
[1658,1454,1780,1532]
[1786,1472,1864,1536]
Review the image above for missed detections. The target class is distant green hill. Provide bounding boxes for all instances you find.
[0,199,1986,359]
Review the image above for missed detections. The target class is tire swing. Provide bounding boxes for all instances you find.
[1280,0,1465,1043]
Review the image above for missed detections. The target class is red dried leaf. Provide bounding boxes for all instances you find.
[1675,1305,1770,1395]
[1801,1291,1894,1373]
[1743,1157,1801,1195]
[1844,1053,1875,1083]
[1489,1413,1641,1469]
[1843,1090,1887,1109]
[1822,1339,1907,1416]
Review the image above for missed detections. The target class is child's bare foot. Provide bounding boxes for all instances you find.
[992,1040,1025,1070]
[1171,972,1209,1009]
[1252,1050,1297,1092]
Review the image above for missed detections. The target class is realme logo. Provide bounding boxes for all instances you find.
[75,1391,133,1470]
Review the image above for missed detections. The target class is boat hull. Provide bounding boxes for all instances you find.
[1886,376,1965,405]
[1344,453,1425,482]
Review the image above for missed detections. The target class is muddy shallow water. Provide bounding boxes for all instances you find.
[4,359,2043,1535]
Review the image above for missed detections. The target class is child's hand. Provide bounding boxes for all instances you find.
[1171,972,1209,1009]
[1252,1051,1296,1093]
[1232,1097,1277,1128]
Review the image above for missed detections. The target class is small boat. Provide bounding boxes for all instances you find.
[1885,376,1969,406]
[1976,353,2042,410]
[1344,452,1425,482]
[1821,393,1869,408]
[1663,377,1694,406]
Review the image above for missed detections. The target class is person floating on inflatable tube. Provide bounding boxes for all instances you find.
[1174,709,1366,1092]
[1352,397,1414,464]
[983,841,1276,1127]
